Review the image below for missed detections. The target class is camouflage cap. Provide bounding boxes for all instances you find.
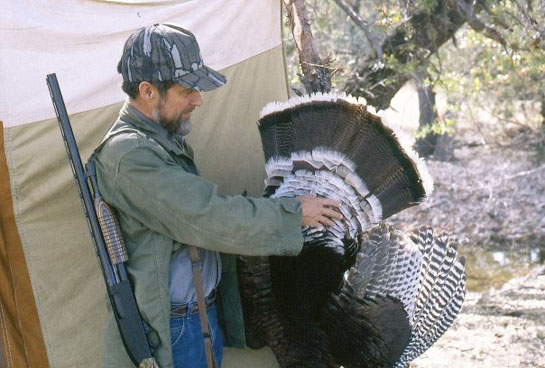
[119,23,226,92]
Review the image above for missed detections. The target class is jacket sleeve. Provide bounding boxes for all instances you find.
[102,144,304,256]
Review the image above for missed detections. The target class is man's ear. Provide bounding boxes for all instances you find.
[138,81,157,101]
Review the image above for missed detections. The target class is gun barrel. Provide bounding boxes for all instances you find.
[46,73,118,287]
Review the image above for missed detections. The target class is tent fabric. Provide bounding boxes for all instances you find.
[0,0,289,366]
[0,123,49,367]
[188,47,289,197]
[0,0,282,128]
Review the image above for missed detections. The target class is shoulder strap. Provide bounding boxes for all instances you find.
[188,246,219,368]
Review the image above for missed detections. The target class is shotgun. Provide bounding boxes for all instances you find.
[46,73,158,368]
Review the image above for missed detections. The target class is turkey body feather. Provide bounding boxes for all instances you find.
[238,93,466,367]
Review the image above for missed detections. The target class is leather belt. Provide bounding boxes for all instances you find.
[170,289,217,317]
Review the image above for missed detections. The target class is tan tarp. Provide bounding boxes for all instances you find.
[1,0,284,128]
[0,123,49,367]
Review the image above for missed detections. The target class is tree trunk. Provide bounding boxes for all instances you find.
[343,0,478,110]
[433,133,455,161]
[413,72,455,161]
[283,0,332,93]
[413,74,439,157]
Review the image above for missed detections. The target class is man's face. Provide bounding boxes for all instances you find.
[152,84,202,136]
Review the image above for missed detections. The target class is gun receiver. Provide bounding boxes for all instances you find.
[46,73,158,367]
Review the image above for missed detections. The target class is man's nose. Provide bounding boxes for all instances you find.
[191,91,203,107]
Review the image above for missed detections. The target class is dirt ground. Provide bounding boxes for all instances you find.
[412,266,545,368]
[389,128,545,367]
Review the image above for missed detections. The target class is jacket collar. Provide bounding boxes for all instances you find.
[116,102,188,157]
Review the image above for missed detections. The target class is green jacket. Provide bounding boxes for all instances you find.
[92,103,303,367]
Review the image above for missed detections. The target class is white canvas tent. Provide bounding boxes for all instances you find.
[0,0,288,366]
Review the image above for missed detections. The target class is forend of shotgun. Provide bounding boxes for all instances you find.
[95,199,129,265]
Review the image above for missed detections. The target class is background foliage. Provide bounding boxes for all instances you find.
[283,0,545,144]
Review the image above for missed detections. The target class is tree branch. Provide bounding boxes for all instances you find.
[344,1,474,109]
[450,0,508,49]
[332,0,383,61]
[283,0,332,93]
[514,0,545,50]
[478,0,512,30]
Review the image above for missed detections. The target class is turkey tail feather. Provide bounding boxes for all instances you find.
[258,93,433,222]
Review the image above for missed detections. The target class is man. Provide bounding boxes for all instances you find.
[92,23,341,368]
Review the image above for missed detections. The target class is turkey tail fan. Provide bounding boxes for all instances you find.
[321,224,467,368]
[258,93,434,222]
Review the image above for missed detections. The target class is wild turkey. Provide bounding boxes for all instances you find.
[237,93,466,367]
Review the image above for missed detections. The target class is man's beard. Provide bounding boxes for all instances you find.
[152,107,193,136]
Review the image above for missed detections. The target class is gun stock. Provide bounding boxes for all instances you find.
[46,73,157,367]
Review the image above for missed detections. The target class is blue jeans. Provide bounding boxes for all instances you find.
[170,303,224,368]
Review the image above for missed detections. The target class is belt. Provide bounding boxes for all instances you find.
[170,289,217,317]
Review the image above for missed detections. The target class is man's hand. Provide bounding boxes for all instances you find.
[296,195,343,229]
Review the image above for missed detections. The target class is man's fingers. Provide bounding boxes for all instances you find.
[318,216,336,228]
[317,198,342,209]
[322,207,343,220]
[298,195,345,228]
